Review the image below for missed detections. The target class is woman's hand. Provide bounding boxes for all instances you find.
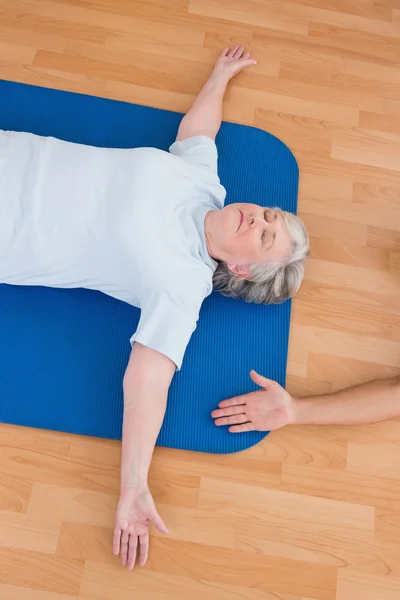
[210,45,257,84]
[113,485,169,570]
[212,370,296,432]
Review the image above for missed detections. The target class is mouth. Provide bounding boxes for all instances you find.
[237,209,244,232]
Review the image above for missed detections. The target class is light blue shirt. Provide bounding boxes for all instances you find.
[0,131,226,368]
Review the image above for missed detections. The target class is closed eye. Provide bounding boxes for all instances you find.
[262,210,270,245]
[262,210,277,246]
[264,209,277,222]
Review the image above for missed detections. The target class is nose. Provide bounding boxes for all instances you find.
[248,215,263,229]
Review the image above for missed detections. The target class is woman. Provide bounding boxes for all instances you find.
[0,46,309,569]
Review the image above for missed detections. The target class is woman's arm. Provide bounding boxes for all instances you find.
[212,370,400,432]
[113,343,176,570]
[176,45,256,142]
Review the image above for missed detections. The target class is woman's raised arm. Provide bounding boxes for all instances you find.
[176,46,256,142]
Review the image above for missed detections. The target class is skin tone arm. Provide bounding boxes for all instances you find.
[114,46,257,571]
[176,45,256,142]
[113,343,175,570]
[212,370,400,432]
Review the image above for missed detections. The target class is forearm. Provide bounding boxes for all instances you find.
[177,70,228,142]
[120,385,167,490]
[120,344,175,491]
[293,376,400,426]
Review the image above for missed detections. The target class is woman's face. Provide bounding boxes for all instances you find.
[205,203,292,277]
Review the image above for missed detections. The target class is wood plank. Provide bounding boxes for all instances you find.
[80,562,314,600]
[284,1,400,37]
[199,478,375,538]
[0,549,84,595]
[337,570,400,600]
[281,464,400,510]
[0,511,60,553]
[359,111,400,136]
[306,353,400,388]
[293,322,400,367]
[144,537,338,600]
[189,0,310,35]
[347,441,400,478]
[0,585,88,600]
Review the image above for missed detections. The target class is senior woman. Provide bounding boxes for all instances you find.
[0,46,309,568]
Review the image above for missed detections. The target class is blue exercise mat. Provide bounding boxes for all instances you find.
[0,79,298,454]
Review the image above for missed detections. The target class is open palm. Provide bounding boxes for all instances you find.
[211,45,257,82]
[212,371,295,433]
[113,486,168,570]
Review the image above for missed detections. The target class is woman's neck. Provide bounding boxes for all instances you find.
[204,210,219,260]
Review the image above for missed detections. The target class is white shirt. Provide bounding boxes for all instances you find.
[0,131,226,368]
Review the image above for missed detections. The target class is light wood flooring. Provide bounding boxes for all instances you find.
[0,1,400,599]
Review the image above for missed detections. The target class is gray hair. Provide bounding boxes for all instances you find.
[212,209,310,304]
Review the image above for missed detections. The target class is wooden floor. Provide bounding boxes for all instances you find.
[1,1,400,599]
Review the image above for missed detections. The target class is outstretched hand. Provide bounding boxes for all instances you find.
[212,370,295,433]
[113,486,169,570]
[211,45,257,83]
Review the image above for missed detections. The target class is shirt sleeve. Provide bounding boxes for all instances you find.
[129,289,205,370]
[169,135,219,174]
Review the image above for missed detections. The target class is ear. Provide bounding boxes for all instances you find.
[227,263,250,278]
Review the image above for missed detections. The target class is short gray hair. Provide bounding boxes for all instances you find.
[212,209,310,304]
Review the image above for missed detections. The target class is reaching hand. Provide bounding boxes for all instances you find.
[113,486,168,570]
[211,45,257,83]
[212,370,295,433]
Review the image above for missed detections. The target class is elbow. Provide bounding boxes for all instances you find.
[123,343,176,395]
[176,120,216,143]
[122,370,131,392]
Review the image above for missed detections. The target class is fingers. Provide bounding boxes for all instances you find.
[127,535,138,571]
[214,413,249,427]
[233,45,245,58]
[228,45,240,58]
[113,527,121,556]
[226,46,255,62]
[217,396,246,409]
[114,492,168,571]
[152,509,169,535]
[120,529,130,567]
[212,404,247,419]
[116,527,148,570]
[139,532,150,567]
[229,423,255,434]
[241,58,257,67]
[250,370,275,389]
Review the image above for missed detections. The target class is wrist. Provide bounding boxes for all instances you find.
[291,396,322,426]
[120,466,148,493]
[207,68,230,89]
[120,478,148,495]
[289,396,302,425]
